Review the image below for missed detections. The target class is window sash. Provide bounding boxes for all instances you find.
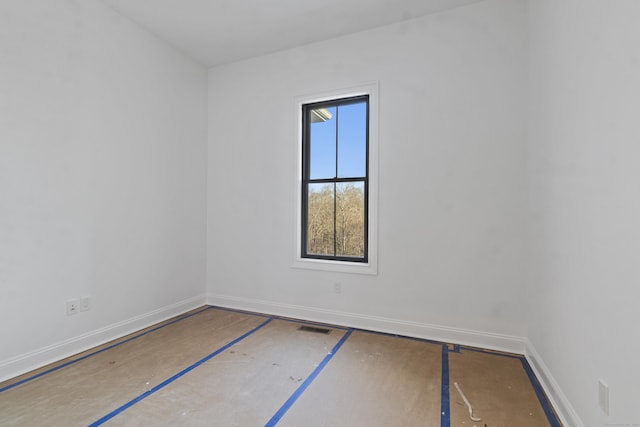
[301,95,369,262]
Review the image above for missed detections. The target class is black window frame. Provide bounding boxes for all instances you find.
[301,95,369,263]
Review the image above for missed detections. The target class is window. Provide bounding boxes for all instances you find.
[301,95,369,263]
[294,84,378,275]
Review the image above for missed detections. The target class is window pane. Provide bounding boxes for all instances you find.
[335,182,365,258]
[337,102,367,178]
[307,183,335,256]
[301,95,369,263]
[309,107,336,179]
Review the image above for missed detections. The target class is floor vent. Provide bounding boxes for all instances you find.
[298,325,331,334]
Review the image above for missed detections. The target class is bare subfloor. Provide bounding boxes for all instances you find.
[0,306,561,427]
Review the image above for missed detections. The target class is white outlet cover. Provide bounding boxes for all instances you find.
[66,299,79,315]
[598,379,609,415]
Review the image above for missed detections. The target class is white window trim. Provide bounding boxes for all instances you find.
[292,82,379,275]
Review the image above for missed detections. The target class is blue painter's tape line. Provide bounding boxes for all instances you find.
[210,305,350,331]
[264,328,353,427]
[440,344,450,427]
[455,345,523,360]
[88,317,273,427]
[0,306,214,394]
[208,305,273,318]
[350,327,445,346]
[277,318,350,331]
[520,358,562,427]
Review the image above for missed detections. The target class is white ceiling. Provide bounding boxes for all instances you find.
[102,0,484,67]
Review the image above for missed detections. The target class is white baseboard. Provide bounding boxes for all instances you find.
[207,293,526,354]
[0,294,207,384]
[525,339,584,427]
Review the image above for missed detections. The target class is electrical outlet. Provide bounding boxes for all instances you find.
[598,379,609,415]
[80,296,90,312]
[334,282,342,294]
[66,299,80,316]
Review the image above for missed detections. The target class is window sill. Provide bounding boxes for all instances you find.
[292,257,377,275]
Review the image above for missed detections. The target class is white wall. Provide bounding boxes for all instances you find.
[527,1,640,425]
[0,0,207,379]
[207,0,528,348]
